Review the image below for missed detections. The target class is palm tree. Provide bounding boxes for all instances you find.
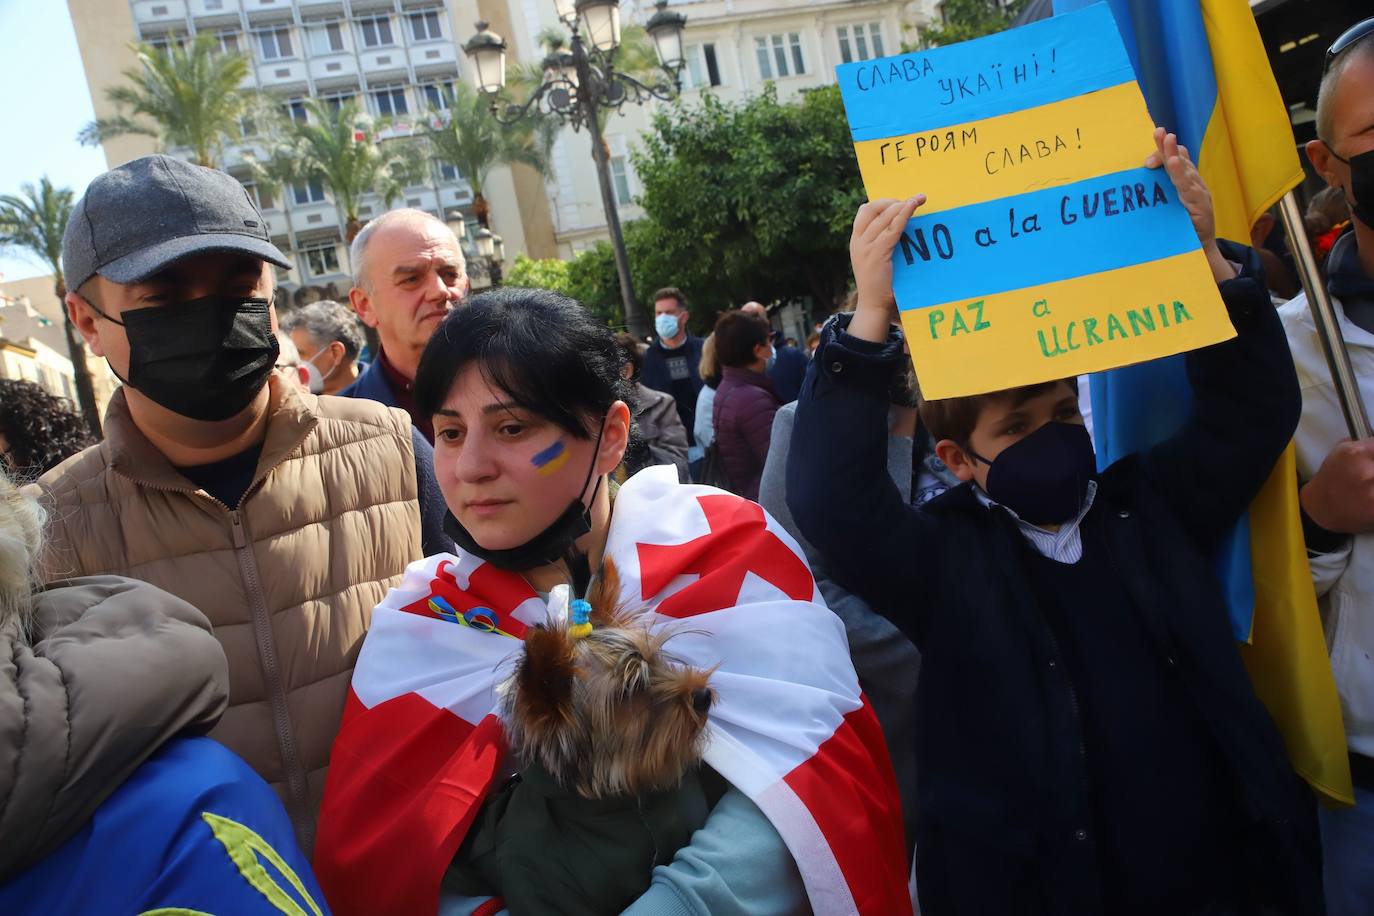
[252,100,427,245]
[77,35,256,168]
[0,178,102,438]
[423,81,549,228]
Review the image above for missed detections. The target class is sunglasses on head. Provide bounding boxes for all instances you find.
[1325,17,1374,73]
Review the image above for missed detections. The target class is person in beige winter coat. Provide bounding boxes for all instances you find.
[27,154,438,854]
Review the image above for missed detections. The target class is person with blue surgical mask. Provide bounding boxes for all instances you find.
[640,287,707,476]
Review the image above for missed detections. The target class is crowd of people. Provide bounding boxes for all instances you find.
[0,16,1372,916]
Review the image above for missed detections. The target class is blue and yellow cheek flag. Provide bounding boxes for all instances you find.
[838,4,1235,401]
[1053,0,1352,805]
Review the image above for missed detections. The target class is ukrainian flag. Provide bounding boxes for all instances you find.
[1052,0,1352,804]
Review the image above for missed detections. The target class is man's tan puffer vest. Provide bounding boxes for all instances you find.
[28,378,423,853]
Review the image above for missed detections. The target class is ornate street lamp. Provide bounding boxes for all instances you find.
[444,208,468,241]
[474,226,495,260]
[463,0,687,338]
[646,2,687,72]
[576,0,622,54]
[472,227,504,287]
[462,23,508,96]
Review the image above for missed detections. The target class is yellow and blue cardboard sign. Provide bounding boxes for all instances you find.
[837,3,1234,400]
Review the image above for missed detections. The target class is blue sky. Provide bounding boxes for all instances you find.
[0,0,110,282]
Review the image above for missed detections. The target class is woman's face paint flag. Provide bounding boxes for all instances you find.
[311,466,911,916]
[837,3,1234,400]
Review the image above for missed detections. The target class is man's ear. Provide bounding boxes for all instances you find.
[348,286,379,329]
[1307,139,1339,187]
[934,438,978,483]
[66,290,105,357]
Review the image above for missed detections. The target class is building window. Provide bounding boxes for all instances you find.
[242,180,267,211]
[610,155,632,206]
[438,162,459,182]
[215,31,240,55]
[373,86,408,117]
[145,34,184,54]
[420,81,454,110]
[257,27,293,61]
[755,33,805,79]
[292,180,326,205]
[409,10,443,42]
[321,92,355,113]
[838,23,885,64]
[240,113,258,136]
[309,21,345,54]
[283,98,308,123]
[303,244,341,277]
[205,0,223,8]
[358,16,394,49]
[684,43,722,89]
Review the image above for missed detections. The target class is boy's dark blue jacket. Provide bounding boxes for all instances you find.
[787,244,1322,916]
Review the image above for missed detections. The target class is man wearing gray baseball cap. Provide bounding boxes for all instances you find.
[28,155,446,853]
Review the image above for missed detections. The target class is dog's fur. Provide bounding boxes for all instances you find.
[503,559,716,799]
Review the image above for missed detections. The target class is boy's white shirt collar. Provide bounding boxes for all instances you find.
[974,480,1099,564]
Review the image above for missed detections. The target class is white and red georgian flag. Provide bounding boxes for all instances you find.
[313,466,910,915]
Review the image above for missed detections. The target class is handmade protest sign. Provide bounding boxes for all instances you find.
[836,3,1234,400]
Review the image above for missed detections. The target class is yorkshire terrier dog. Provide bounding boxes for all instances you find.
[445,560,718,916]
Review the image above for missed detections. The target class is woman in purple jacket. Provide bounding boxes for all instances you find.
[711,310,781,499]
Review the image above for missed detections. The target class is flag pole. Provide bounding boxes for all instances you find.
[1278,189,1372,440]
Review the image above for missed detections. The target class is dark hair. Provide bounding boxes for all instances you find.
[415,286,636,439]
[613,331,643,380]
[651,287,687,311]
[0,379,96,476]
[919,379,1075,444]
[713,310,770,368]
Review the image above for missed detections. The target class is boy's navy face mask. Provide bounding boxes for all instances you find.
[966,421,1097,526]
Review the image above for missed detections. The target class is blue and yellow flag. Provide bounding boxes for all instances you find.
[1053,0,1352,805]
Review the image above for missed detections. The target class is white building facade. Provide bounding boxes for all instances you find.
[75,0,553,304]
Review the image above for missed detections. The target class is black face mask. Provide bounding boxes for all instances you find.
[966,422,1097,526]
[95,294,279,422]
[443,420,607,572]
[1328,145,1374,228]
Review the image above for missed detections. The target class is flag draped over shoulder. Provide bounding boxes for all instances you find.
[1053,0,1351,804]
[313,466,911,915]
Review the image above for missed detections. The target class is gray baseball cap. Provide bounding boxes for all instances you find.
[63,154,292,292]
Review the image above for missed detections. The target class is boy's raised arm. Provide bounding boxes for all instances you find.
[786,197,939,640]
[1135,130,1302,549]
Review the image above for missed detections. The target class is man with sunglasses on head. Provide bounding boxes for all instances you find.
[1279,18,1374,915]
[26,155,444,856]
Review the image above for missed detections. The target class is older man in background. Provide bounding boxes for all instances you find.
[342,209,468,442]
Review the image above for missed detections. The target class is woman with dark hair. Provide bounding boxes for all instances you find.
[0,379,95,476]
[711,311,781,499]
[313,287,911,916]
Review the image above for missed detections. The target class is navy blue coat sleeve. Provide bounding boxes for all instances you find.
[786,315,940,637]
[411,427,453,557]
[1131,241,1303,553]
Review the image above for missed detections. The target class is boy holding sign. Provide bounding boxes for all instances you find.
[787,128,1322,915]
